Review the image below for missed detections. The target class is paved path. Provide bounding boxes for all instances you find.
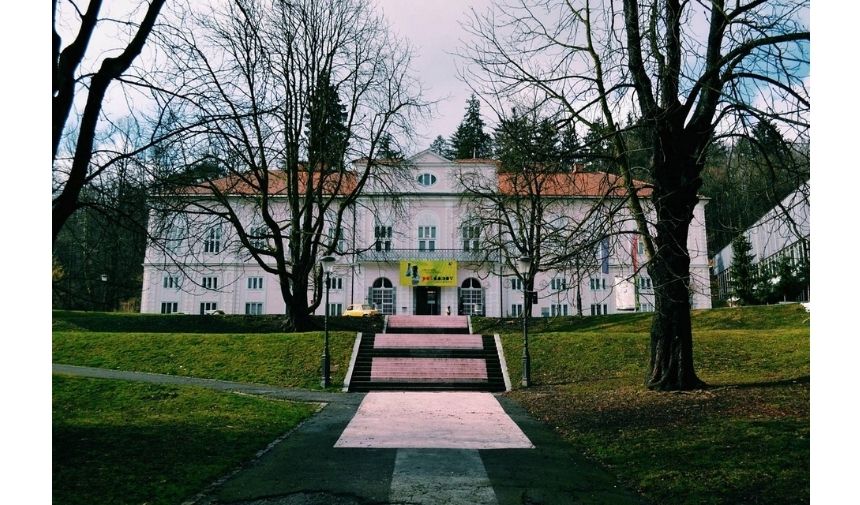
[53,364,644,504]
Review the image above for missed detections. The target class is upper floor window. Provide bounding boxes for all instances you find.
[247,276,263,290]
[510,278,523,290]
[417,173,437,187]
[462,225,480,251]
[375,224,392,251]
[328,277,344,290]
[550,277,567,290]
[163,275,180,289]
[203,276,219,290]
[249,225,268,250]
[418,225,436,251]
[203,226,222,254]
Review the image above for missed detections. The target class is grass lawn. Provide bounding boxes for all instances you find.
[484,304,810,505]
[52,330,357,390]
[53,375,318,505]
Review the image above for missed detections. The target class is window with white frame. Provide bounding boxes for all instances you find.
[510,278,523,290]
[328,277,343,290]
[199,302,218,314]
[245,302,263,315]
[327,303,343,316]
[161,302,178,314]
[638,277,652,290]
[202,276,219,290]
[249,225,268,250]
[374,224,392,251]
[166,223,184,253]
[511,304,523,317]
[462,225,480,251]
[551,304,568,316]
[550,277,566,290]
[417,173,437,186]
[163,275,180,289]
[418,225,436,251]
[203,225,222,253]
[247,276,263,290]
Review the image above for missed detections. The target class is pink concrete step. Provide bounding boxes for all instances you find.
[374,334,484,349]
[370,357,488,382]
[387,315,469,329]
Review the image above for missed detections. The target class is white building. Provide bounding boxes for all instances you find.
[711,182,810,301]
[141,150,712,316]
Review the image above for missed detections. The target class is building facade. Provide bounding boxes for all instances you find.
[711,182,810,301]
[141,151,712,316]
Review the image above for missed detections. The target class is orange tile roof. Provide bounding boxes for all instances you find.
[185,169,358,196]
[497,170,652,197]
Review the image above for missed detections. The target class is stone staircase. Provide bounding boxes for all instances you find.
[345,316,508,392]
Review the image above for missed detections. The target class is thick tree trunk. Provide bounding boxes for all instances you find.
[279,275,314,332]
[645,134,707,391]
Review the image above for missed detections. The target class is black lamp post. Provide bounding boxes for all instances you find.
[321,255,336,388]
[100,273,108,311]
[519,256,532,387]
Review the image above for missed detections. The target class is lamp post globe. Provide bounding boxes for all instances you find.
[518,256,532,387]
[321,255,336,388]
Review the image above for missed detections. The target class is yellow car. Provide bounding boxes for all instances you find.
[343,303,380,317]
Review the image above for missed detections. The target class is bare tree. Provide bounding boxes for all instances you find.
[52,0,168,242]
[460,0,809,390]
[150,0,427,329]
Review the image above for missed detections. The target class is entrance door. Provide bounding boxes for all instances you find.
[414,286,441,315]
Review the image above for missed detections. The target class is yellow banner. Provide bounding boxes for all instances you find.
[400,260,458,287]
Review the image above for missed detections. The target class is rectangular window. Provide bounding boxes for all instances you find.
[602,278,606,290]
[247,276,263,290]
[202,276,219,290]
[511,304,523,317]
[603,304,608,315]
[550,304,568,316]
[245,302,263,315]
[163,275,180,289]
[203,226,222,253]
[462,225,480,251]
[328,277,344,290]
[550,278,566,290]
[541,307,550,317]
[374,225,393,251]
[199,302,218,314]
[510,278,523,290]
[418,226,436,252]
[160,302,178,314]
[638,240,645,255]
[327,303,343,316]
[249,225,268,250]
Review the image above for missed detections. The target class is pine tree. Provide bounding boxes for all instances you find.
[730,234,758,305]
[306,71,348,170]
[429,135,448,156]
[448,94,493,159]
[377,132,402,160]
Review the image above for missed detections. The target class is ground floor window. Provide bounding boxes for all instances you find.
[458,278,485,316]
[161,302,178,314]
[327,303,343,316]
[200,302,218,314]
[245,302,263,315]
[550,304,568,316]
[590,303,607,316]
[370,277,396,314]
[510,303,523,317]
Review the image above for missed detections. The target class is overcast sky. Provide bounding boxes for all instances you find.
[376,0,496,151]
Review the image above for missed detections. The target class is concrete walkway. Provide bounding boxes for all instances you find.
[53,364,644,504]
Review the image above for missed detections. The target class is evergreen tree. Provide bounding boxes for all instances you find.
[429,135,448,156]
[582,120,612,172]
[306,71,348,170]
[730,234,758,305]
[448,94,493,159]
[493,110,563,172]
[377,132,402,160]
[558,125,582,167]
